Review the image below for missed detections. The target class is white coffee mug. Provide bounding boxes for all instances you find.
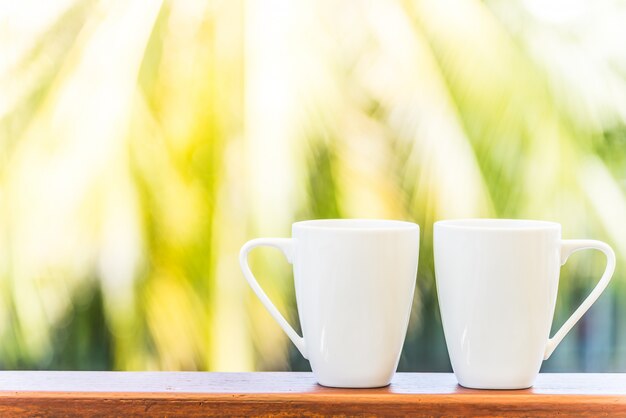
[434,219,615,389]
[239,219,419,388]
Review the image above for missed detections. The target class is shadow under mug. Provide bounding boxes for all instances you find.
[434,219,615,389]
[239,219,419,388]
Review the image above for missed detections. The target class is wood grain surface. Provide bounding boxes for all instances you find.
[0,372,624,417]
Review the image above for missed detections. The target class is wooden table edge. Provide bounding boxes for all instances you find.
[0,373,624,416]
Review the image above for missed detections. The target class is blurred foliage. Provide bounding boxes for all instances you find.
[1,0,626,372]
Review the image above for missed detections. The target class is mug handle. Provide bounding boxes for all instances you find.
[544,239,616,360]
[239,238,307,358]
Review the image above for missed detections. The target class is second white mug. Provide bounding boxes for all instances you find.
[434,219,615,389]
[240,219,420,388]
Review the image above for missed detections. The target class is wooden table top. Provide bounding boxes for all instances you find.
[0,372,624,416]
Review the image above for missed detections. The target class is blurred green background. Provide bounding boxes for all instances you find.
[1,0,626,372]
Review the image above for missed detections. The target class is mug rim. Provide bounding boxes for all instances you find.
[435,218,560,231]
[293,218,419,231]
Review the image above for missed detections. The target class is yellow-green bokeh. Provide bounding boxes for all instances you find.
[1,0,625,372]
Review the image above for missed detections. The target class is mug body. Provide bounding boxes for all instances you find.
[292,219,419,388]
[434,219,561,389]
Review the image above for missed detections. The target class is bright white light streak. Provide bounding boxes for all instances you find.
[581,156,626,258]
[245,0,301,235]
[6,0,162,348]
[368,0,493,218]
[0,0,77,118]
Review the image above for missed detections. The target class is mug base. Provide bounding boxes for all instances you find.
[316,380,391,389]
[458,381,533,390]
